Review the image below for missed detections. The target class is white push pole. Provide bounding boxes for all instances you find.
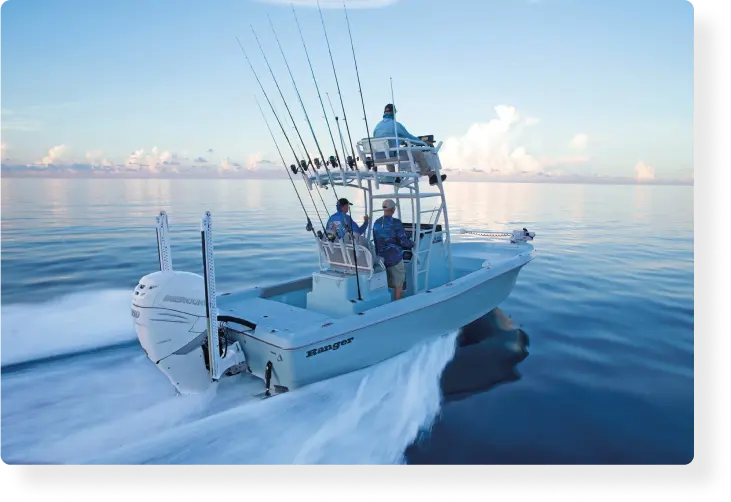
[156,211,173,271]
[201,211,221,380]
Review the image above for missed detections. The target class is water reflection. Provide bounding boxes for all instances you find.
[440,308,529,402]
[632,184,652,223]
[243,179,263,211]
[570,184,586,221]
[442,182,541,231]
[405,308,529,463]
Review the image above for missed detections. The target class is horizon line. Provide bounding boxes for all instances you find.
[0,171,694,186]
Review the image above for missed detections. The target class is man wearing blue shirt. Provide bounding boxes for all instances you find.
[326,197,369,240]
[372,103,446,186]
[373,199,414,300]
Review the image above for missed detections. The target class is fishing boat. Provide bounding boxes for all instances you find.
[130,5,536,397]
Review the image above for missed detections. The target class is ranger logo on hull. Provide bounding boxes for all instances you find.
[306,337,354,358]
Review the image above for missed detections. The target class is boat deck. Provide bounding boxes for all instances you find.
[212,239,535,351]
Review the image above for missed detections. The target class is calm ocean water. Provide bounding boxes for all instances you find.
[0,177,693,464]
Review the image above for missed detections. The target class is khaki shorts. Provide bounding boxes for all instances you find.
[386,261,406,289]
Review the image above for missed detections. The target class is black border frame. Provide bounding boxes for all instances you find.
[2,7,728,498]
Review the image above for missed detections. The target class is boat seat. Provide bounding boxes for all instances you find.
[316,234,383,278]
[357,137,417,171]
[373,150,410,162]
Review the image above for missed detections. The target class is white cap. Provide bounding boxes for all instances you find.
[382,199,396,210]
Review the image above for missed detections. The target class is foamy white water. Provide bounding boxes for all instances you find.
[1,290,458,464]
[1,289,136,366]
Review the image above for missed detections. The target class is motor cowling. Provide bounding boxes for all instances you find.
[131,270,212,394]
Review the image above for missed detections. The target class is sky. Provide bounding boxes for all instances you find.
[0,0,693,182]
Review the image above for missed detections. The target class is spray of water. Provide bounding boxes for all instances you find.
[2,291,458,465]
[1,289,136,367]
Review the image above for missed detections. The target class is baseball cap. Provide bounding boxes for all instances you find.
[338,197,354,206]
[382,199,396,210]
[384,103,396,114]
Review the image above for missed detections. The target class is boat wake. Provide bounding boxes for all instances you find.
[1,290,458,464]
[1,289,138,368]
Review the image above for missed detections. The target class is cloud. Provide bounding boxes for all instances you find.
[255,0,399,8]
[244,153,279,171]
[4,143,280,177]
[569,133,589,149]
[40,145,68,166]
[218,157,267,173]
[439,105,542,175]
[219,157,233,173]
[124,147,173,173]
[634,161,656,181]
[85,150,114,168]
[247,153,263,171]
[1,142,7,158]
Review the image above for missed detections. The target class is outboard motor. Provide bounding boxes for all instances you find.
[136,210,247,395]
[131,270,213,394]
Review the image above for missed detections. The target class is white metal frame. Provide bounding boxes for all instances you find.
[308,137,455,295]
[156,210,173,271]
[316,237,378,280]
[201,211,221,380]
[200,211,246,381]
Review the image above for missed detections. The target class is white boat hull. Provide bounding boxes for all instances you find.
[241,263,526,390]
[132,240,535,395]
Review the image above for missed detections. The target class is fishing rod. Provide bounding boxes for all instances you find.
[249,25,332,202]
[343,2,376,172]
[291,5,345,179]
[236,36,330,227]
[317,0,359,171]
[327,91,351,172]
[254,93,324,237]
[243,29,327,214]
[264,17,340,200]
[318,2,368,301]
[276,100,308,167]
